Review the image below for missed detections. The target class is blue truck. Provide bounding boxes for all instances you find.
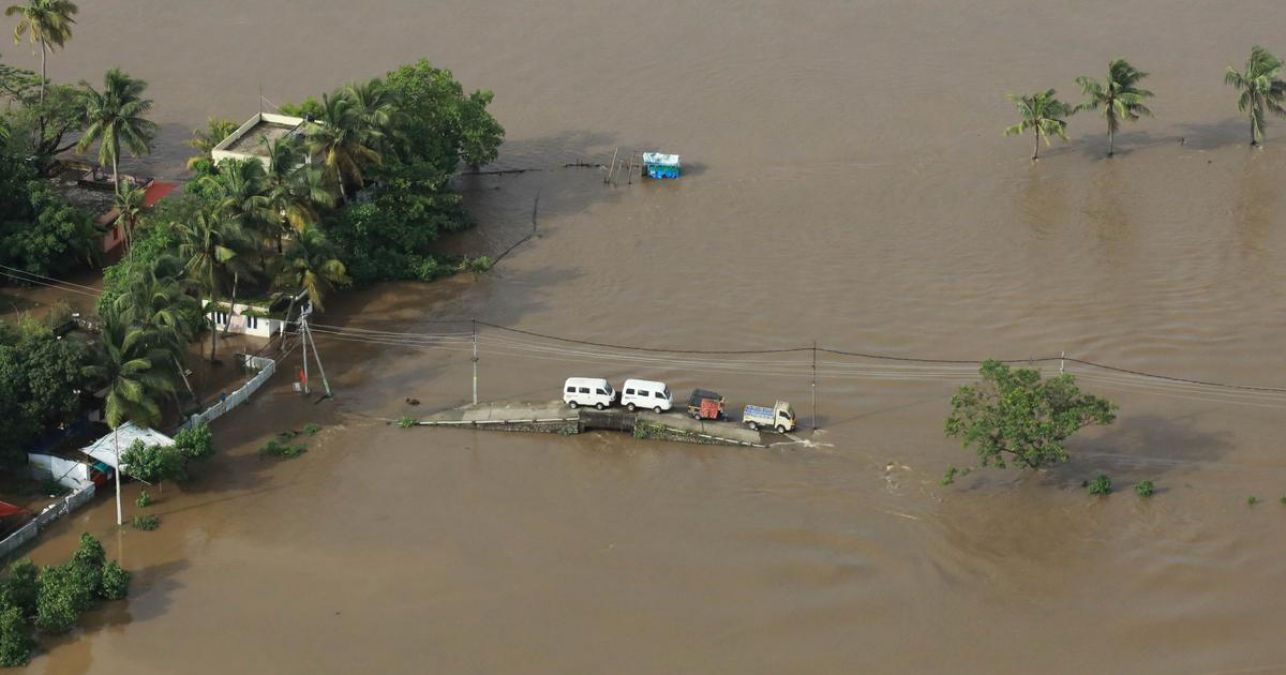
[742,401,797,433]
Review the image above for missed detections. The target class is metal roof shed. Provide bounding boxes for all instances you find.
[642,152,681,179]
[80,422,175,471]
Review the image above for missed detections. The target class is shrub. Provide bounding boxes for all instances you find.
[1248,495,1259,506]
[1134,480,1155,498]
[397,416,417,429]
[135,490,152,508]
[131,515,160,531]
[69,534,106,597]
[258,439,306,459]
[174,423,214,461]
[459,255,493,273]
[2,560,39,618]
[1087,474,1112,496]
[99,562,130,601]
[303,423,321,436]
[120,440,188,484]
[941,466,959,486]
[35,565,89,634]
[0,602,32,668]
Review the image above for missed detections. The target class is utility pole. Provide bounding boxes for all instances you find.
[1060,351,1066,375]
[472,320,479,405]
[305,318,332,398]
[301,312,310,395]
[113,426,122,526]
[811,341,818,431]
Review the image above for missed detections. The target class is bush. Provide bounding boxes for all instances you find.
[1087,474,1112,496]
[2,560,39,618]
[1134,480,1155,498]
[131,515,160,531]
[34,565,89,634]
[941,466,959,486]
[1248,495,1259,506]
[69,534,106,597]
[120,440,188,484]
[258,439,306,459]
[303,423,321,436]
[174,423,214,461]
[135,490,152,508]
[397,416,417,429]
[0,602,32,668]
[99,562,130,601]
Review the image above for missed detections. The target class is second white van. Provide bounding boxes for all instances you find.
[621,379,673,413]
[563,377,616,410]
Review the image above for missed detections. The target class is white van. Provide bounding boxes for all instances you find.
[621,379,673,413]
[563,377,616,410]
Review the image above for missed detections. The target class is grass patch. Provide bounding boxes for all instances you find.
[397,416,417,429]
[303,423,322,436]
[130,515,159,531]
[259,438,307,459]
[1134,480,1155,498]
[1086,474,1112,496]
[134,491,152,508]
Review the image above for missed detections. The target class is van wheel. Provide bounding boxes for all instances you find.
[775,424,787,434]
[653,406,663,414]
[747,422,759,431]
[568,401,579,409]
[595,402,605,410]
[626,403,636,412]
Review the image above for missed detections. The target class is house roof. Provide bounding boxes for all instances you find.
[642,152,680,166]
[143,181,179,207]
[80,422,175,471]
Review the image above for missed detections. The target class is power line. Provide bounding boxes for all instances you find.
[0,269,99,298]
[0,263,101,293]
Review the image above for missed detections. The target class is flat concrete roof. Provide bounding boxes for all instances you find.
[212,113,306,164]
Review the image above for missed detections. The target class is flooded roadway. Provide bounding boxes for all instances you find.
[10,0,1286,672]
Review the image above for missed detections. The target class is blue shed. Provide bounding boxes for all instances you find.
[642,152,681,179]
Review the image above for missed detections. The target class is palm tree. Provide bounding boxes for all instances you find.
[262,136,333,247]
[306,92,381,202]
[186,116,238,169]
[1076,59,1154,157]
[1004,89,1072,161]
[5,0,77,105]
[112,181,145,253]
[174,208,248,361]
[199,158,272,232]
[274,224,351,312]
[76,68,158,194]
[1225,46,1286,146]
[114,255,200,396]
[342,78,398,153]
[82,309,174,525]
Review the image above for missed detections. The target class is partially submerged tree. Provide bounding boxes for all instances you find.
[1225,45,1286,146]
[1076,59,1154,157]
[185,116,237,169]
[1004,89,1073,160]
[945,360,1117,471]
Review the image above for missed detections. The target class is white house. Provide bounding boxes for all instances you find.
[204,299,284,338]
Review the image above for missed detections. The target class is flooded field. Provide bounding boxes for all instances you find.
[9,0,1286,672]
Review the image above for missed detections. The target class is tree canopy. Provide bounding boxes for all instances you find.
[1004,89,1073,160]
[945,360,1117,470]
[1225,45,1286,146]
[1076,59,1154,157]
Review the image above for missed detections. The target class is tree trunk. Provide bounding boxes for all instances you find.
[112,150,121,195]
[1032,130,1040,161]
[222,273,240,337]
[1107,126,1115,157]
[38,40,46,107]
[208,267,219,362]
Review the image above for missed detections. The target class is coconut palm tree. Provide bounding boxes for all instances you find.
[1076,59,1154,157]
[76,68,157,194]
[262,136,333,248]
[82,309,174,524]
[174,208,248,361]
[199,158,272,233]
[1225,45,1286,147]
[274,224,350,312]
[342,78,398,153]
[306,92,381,201]
[1004,89,1073,161]
[5,0,77,105]
[114,256,200,396]
[185,116,238,169]
[112,181,145,253]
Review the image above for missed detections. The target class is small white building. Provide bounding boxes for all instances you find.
[211,112,310,169]
[80,422,175,473]
[204,299,284,338]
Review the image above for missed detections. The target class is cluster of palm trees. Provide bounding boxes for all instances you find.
[1008,46,1286,160]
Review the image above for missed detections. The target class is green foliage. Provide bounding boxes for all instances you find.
[131,514,159,530]
[186,116,238,169]
[81,311,177,431]
[1087,474,1112,496]
[397,416,417,429]
[1004,89,1073,160]
[0,179,97,277]
[1134,480,1155,498]
[1247,495,1259,506]
[259,438,306,458]
[945,360,1116,471]
[1225,46,1286,146]
[174,422,214,460]
[135,490,152,508]
[98,561,129,601]
[274,224,350,311]
[303,423,321,436]
[1076,59,1154,156]
[941,466,958,486]
[383,59,504,170]
[0,317,91,467]
[76,67,157,193]
[120,440,187,484]
[0,601,32,668]
[459,255,493,273]
[1,560,39,619]
[34,564,89,634]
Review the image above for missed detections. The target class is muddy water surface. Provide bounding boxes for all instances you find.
[10,1,1286,673]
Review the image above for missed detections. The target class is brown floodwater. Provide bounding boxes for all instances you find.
[9,0,1286,672]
